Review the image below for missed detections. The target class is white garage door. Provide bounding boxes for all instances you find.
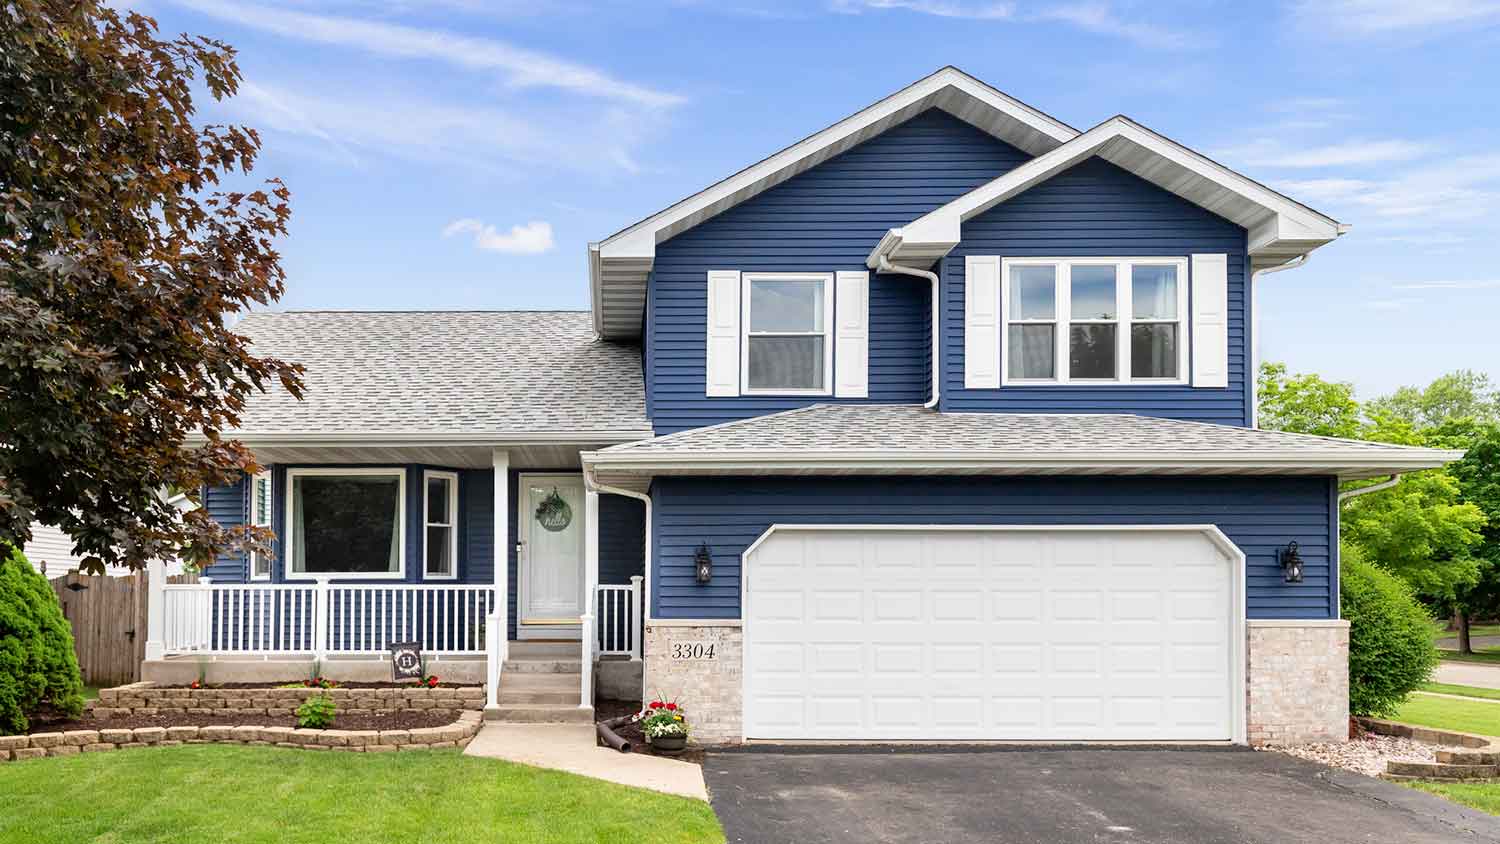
[743,526,1241,742]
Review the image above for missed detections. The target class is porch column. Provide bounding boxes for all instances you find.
[488,448,509,713]
[580,488,599,708]
[143,557,166,661]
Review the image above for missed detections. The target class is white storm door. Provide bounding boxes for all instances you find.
[518,474,586,625]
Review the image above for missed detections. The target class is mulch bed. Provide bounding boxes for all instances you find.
[595,699,706,764]
[25,708,459,734]
[156,681,471,690]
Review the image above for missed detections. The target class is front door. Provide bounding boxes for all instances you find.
[518,474,585,637]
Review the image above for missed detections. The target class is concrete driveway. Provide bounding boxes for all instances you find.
[704,747,1500,844]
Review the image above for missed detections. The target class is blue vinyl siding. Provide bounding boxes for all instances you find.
[942,157,1252,425]
[202,476,248,582]
[202,466,647,641]
[652,475,1339,620]
[647,109,1031,434]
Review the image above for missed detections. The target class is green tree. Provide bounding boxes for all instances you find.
[1257,362,1361,438]
[1,1,303,572]
[1429,420,1500,652]
[1367,370,1500,429]
[1,544,84,734]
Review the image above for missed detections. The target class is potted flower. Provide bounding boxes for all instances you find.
[640,698,689,755]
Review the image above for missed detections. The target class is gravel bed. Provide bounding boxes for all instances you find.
[1259,734,1461,778]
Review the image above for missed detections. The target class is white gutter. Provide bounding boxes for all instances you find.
[1249,254,1309,430]
[1338,473,1401,503]
[184,430,657,447]
[874,251,941,409]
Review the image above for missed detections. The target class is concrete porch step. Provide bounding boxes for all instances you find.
[507,641,582,659]
[484,703,595,724]
[500,672,583,691]
[503,659,582,674]
[499,689,580,705]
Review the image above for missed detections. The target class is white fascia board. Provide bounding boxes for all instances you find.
[874,116,1346,268]
[190,430,657,447]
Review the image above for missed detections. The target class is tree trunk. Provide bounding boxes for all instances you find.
[1458,607,1474,655]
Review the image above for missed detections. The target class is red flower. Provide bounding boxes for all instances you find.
[649,701,663,709]
[664,702,677,711]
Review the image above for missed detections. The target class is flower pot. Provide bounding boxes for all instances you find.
[652,734,687,755]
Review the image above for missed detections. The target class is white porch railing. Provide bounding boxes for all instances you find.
[594,577,643,660]
[162,579,496,659]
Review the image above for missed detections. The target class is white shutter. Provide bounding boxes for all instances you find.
[705,270,741,396]
[1191,253,1229,388]
[964,255,1000,389]
[834,270,869,398]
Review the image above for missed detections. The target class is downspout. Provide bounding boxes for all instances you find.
[875,254,941,409]
[1338,474,1401,503]
[1249,254,1309,429]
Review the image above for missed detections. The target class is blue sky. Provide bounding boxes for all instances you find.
[129,0,1500,399]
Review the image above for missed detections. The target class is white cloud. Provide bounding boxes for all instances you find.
[1291,0,1500,34]
[172,0,684,108]
[1392,279,1500,289]
[1364,297,1420,310]
[829,0,1202,48]
[1217,138,1434,168]
[442,219,555,254]
[1278,154,1500,225]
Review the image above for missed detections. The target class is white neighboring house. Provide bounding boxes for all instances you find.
[22,494,195,578]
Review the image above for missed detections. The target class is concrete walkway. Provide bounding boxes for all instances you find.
[464,723,709,801]
[1435,660,1500,689]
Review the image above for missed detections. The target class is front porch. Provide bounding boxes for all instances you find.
[141,444,650,713]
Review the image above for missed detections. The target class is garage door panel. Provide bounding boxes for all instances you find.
[745,528,1237,742]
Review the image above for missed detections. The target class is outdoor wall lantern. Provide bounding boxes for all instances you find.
[1280,541,1305,583]
[694,542,713,584]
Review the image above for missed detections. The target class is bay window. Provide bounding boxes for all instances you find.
[1002,257,1187,385]
[285,468,405,579]
[741,273,833,394]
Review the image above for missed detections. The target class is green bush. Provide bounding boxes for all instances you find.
[0,544,85,734]
[1342,544,1439,717]
[296,693,336,729]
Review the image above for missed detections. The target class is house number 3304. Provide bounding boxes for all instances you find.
[671,641,717,660]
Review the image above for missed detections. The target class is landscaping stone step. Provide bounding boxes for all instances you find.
[1386,760,1500,779]
[1437,750,1500,765]
[483,704,594,724]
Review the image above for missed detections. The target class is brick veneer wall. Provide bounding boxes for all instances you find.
[0,710,483,761]
[643,623,742,745]
[89,682,485,719]
[1246,620,1350,746]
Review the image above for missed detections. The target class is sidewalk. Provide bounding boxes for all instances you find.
[1435,660,1500,690]
[464,722,709,801]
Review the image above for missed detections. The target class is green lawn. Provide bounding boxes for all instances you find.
[1419,682,1500,701]
[1438,649,1500,665]
[1407,781,1500,816]
[1392,694,1500,738]
[0,745,723,844]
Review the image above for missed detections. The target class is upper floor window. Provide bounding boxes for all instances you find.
[1001,258,1187,386]
[741,273,833,395]
[424,470,458,580]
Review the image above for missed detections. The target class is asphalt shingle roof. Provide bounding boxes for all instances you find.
[230,311,650,436]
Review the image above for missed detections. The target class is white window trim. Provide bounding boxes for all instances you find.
[423,470,459,581]
[249,469,273,581]
[739,272,836,396]
[284,467,406,581]
[1000,256,1189,387]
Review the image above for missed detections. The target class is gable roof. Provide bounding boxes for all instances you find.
[589,66,1080,339]
[227,310,652,441]
[870,115,1347,271]
[583,404,1460,490]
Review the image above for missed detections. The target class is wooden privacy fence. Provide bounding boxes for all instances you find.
[48,570,197,687]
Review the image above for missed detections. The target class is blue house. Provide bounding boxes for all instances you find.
[142,68,1461,746]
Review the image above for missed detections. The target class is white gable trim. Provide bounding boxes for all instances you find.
[870,116,1347,272]
[590,67,1080,339]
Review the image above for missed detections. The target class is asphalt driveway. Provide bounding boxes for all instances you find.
[704,746,1500,843]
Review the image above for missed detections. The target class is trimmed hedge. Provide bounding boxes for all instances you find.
[0,544,85,733]
[1341,544,1438,717]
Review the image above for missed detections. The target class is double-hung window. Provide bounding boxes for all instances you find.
[741,273,834,394]
[424,471,458,580]
[285,468,405,579]
[1002,258,1187,385]
[249,470,273,580]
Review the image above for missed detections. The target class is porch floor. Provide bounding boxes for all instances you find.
[465,723,708,801]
